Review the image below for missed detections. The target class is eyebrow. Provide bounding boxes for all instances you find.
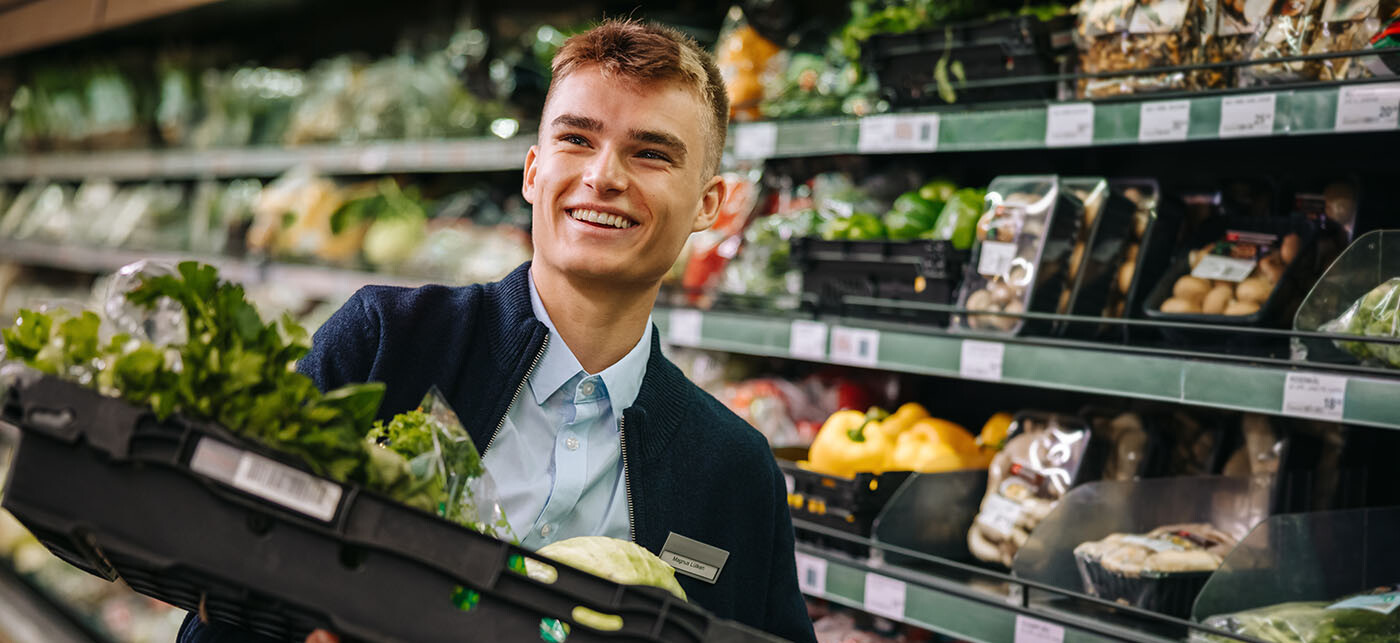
[551,112,688,164]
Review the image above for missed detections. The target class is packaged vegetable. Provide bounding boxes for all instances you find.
[1305,0,1399,81]
[968,412,1093,567]
[1076,0,1138,97]
[716,6,783,122]
[1200,0,1277,89]
[1321,277,1400,368]
[1122,0,1211,94]
[1193,587,1400,643]
[1242,0,1326,85]
[1075,522,1236,617]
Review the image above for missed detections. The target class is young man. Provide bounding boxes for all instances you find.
[179,19,815,643]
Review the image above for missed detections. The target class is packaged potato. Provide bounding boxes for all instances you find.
[1199,0,1277,89]
[1123,0,1212,94]
[1242,0,1326,85]
[1156,227,1303,317]
[1077,0,1140,97]
[1305,0,1399,80]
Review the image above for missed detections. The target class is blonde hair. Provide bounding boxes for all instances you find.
[546,18,729,175]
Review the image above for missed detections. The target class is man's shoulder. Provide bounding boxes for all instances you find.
[662,364,773,466]
[351,282,485,320]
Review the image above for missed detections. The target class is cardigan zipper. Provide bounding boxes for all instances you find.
[619,414,635,542]
[484,335,549,456]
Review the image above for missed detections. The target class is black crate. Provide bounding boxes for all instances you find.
[791,237,969,326]
[863,14,1075,108]
[0,376,784,643]
[775,452,911,559]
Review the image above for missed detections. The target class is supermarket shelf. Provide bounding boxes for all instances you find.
[727,81,1400,160]
[0,240,434,299]
[655,307,1400,430]
[0,136,534,180]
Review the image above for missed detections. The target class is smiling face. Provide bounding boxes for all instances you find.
[523,65,726,290]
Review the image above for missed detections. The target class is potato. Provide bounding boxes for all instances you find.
[1117,261,1135,294]
[1225,299,1261,316]
[1189,249,1206,269]
[1068,242,1086,281]
[1161,297,1202,314]
[1235,277,1273,304]
[1125,243,1140,262]
[1257,253,1284,283]
[1202,284,1232,314]
[1280,233,1300,265]
[967,288,994,311]
[1173,276,1211,303]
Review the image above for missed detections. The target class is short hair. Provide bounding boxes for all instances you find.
[545,18,729,176]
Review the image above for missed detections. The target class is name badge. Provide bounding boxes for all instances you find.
[660,533,729,584]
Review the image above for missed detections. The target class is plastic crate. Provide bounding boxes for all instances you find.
[863,14,1074,108]
[0,375,784,643]
[791,237,968,326]
[776,454,911,559]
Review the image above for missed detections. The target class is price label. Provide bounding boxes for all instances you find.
[795,553,828,595]
[857,114,940,153]
[977,241,1019,277]
[1219,93,1277,138]
[1282,372,1347,421]
[733,122,779,160]
[977,494,1024,539]
[863,574,907,620]
[961,340,1006,381]
[1191,254,1257,282]
[1045,103,1095,147]
[1138,100,1192,142]
[784,474,796,495]
[1335,83,1400,132]
[667,309,703,346]
[1015,615,1066,643]
[789,320,829,361]
[830,326,880,367]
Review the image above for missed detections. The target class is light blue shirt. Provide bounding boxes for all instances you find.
[483,272,650,549]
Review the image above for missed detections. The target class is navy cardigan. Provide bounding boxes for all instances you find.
[178,263,815,642]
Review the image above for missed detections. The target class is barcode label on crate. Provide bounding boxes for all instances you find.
[1015,615,1066,643]
[1045,103,1095,147]
[1219,93,1277,138]
[795,552,828,595]
[830,326,881,367]
[863,574,907,620]
[1282,372,1347,421]
[1335,83,1400,132]
[858,114,940,153]
[1138,100,1192,142]
[190,439,342,522]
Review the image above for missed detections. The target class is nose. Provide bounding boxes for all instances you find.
[582,147,629,195]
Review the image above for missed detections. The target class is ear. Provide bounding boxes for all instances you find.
[521,145,540,204]
[691,175,728,233]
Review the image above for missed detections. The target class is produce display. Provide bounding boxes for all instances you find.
[1193,587,1400,643]
[1322,278,1400,368]
[1156,229,1303,317]
[805,403,1002,478]
[968,412,1092,567]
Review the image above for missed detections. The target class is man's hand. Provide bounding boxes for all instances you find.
[306,630,339,643]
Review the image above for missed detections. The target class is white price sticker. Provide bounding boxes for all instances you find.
[977,241,1019,277]
[1191,254,1257,282]
[1138,100,1192,142]
[977,494,1025,539]
[789,320,829,361]
[1015,615,1066,643]
[234,451,342,521]
[960,340,1006,381]
[829,326,881,367]
[1335,83,1400,132]
[733,122,779,160]
[857,114,940,153]
[795,553,828,596]
[1219,93,1277,138]
[863,574,907,620]
[1282,372,1347,421]
[1045,103,1095,147]
[667,309,703,346]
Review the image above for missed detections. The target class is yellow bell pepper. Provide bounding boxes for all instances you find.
[914,417,978,455]
[887,423,966,473]
[977,412,1015,450]
[808,409,892,478]
[875,402,931,439]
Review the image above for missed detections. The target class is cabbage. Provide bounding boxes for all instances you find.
[525,536,687,601]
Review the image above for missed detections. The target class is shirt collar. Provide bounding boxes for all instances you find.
[527,270,651,416]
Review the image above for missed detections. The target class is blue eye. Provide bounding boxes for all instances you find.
[561,134,589,146]
[638,150,672,162]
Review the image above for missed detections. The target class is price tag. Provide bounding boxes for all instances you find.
[667,309,703,346]
[863,574,907,620]
[1138,100,1192,142]
[789,320,829,361]
[857,114,940,153]
[795,553,828,596]
[977,241,1018,277]
[733,122,779,160]
[1219,93,1277,138]
[960,340,1006,381]
[1282,372,1347,421]
[1045,103,1095,147]
[1015,615,1066,643]
[976,494,1024,539]
[829,326,880,367]
[1191,254,1257,282]
[1335,83,1400,132]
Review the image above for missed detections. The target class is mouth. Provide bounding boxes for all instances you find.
[566,207,638,230]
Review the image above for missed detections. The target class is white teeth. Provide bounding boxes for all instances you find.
[570,209,634,229]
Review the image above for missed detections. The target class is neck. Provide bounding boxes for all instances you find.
[531,264,657,374]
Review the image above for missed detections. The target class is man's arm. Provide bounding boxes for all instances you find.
[296,289,381,392]
[764,460,818,643]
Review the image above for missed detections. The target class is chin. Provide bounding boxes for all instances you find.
[551,255,662,287]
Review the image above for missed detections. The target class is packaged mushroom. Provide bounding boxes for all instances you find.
[1074,523,1238,617]
[957,176,1083,335]
[1241,0,1326,85]
[968,412,1094,568]
[1107,183,1157,318]
[1154,226,1304,318]
[1077,0,1140,98]
[1122,0,1211,94]
[1199,0,1278,89]
[1305,0,1399,81]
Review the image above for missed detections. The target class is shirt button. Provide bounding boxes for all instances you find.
[579,380,596,396]
[540,524,553,538]
[565,436,580,451]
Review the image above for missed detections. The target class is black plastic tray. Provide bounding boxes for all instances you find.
[1074,553,1210,619]
[774,448,912,558]
[1117,180,1186,343]
[1057,182,1138,339]
[864,14,1075,107]
[791,237,969,326]
[0,375,784,643]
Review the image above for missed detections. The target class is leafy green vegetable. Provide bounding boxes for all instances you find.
[1325,278,1400,368]
[524,536,688,602]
